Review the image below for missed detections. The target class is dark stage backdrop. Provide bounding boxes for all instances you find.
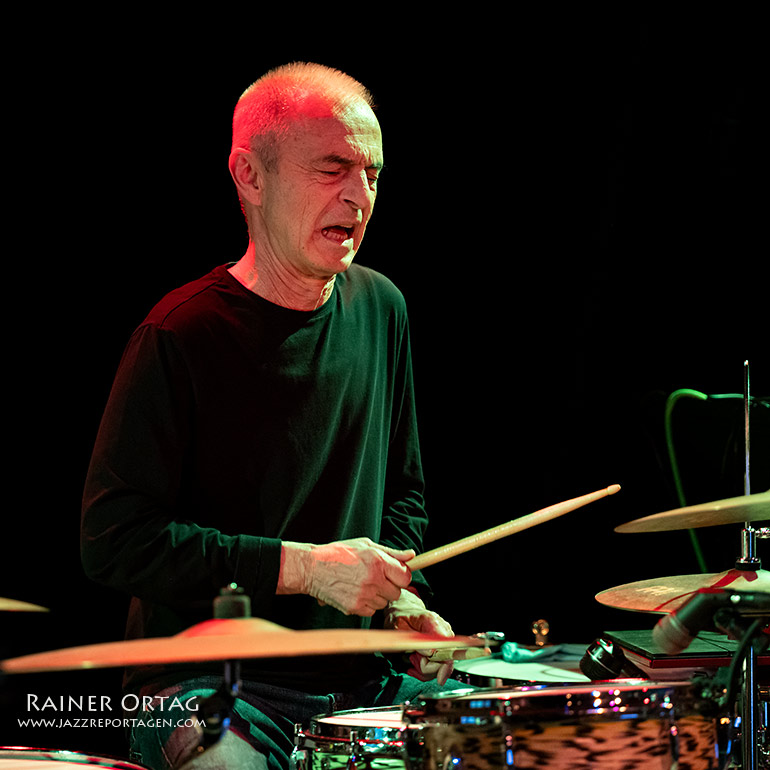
[3,16,766,758]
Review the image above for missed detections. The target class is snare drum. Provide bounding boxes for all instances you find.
[452,656,590,688]
[406,681,718,769]
[292,706,420,770]
[0,749,147,770]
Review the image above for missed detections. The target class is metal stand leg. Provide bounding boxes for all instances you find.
[743,647,758,770]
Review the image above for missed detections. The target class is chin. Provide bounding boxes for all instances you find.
[319,251,357,276]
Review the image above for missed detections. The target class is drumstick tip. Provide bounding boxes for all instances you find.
[607,484,621,495]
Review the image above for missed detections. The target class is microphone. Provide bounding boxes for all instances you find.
[652,588,770,655]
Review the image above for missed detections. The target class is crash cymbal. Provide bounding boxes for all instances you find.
[596,568,770,614]
[615,491,770,533]
[0,597,48,612]
[0,617,486,674]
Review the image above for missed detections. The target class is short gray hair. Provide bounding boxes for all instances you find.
[232,62,375,170]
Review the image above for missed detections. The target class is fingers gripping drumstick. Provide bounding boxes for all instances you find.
[407,484,621,571]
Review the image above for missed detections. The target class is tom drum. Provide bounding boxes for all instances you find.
[405,680,718,770]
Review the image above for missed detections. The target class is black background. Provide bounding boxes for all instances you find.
[2,12,767,759]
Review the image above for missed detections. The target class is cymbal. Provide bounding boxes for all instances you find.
[0,597,48,612]
[595,568,770,614]
[0,617,486,675]
[615,491,770,533]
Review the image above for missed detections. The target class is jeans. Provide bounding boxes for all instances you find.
[127,673,469,770]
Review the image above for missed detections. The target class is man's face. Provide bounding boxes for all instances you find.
[255,101,383,281]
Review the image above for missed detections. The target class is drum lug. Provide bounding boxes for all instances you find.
[348,729,360,769]
[289,747,310,770]
[290,724,309,770]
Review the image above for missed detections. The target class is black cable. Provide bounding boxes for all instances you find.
[717,617,769,712]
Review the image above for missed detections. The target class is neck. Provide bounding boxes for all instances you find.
[228,244,337,311]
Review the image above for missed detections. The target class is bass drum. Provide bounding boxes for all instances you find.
[452,655,590,688]
[405,680,718,770]
[0,749,147,770]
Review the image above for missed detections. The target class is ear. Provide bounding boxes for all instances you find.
[229,148,264,206]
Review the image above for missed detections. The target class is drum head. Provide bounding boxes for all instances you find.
[315,706,405,727]
[452,655,590,687]
[0,749,146,770]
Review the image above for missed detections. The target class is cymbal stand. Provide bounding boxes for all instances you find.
[194,585,250,755]
[735,361,763,770]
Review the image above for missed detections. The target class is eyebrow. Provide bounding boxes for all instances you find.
[320,153,384,171]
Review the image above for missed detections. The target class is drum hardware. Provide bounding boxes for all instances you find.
[652,589,770,657]
[598,586,770,768]
[531,619,549,647]
[739,360,760,770]
[193,585,247,755]
[651,589,770,768]
[711,603,770,770]
[191,658,240,756]
[480,631,506,645]
[685,614,770,770]
[423,632,499,663]
[580,637,645,680]
[601,361,769,770]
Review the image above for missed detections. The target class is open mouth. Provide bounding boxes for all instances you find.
[321,225,355,243]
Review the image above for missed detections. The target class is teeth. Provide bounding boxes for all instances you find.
[323,226,353,242]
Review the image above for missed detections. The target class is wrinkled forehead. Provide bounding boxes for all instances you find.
[287,101,383,161]
[295,95,381,137]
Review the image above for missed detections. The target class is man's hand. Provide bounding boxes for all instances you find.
[384,588,455,686]
[278,538,414,616]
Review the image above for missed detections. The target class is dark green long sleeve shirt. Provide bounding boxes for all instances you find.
[81,263,430,692]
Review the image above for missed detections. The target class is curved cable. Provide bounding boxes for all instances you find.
[664,388,709,573]
[663,388,768,574]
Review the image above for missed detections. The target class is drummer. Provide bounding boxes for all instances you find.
[81,62,464,770]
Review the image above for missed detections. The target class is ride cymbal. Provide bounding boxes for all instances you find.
[0,617,486,674]
[595,568,770,614]
[615,491,770,534]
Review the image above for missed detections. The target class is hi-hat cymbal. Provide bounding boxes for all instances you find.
[615,491,770,534]
[0,617,486,675]
[595,568,770,614]
[0,597,48,612]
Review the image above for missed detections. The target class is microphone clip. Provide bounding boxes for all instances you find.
[580,637,644,681]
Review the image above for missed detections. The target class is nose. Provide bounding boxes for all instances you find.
[340,169,375,212]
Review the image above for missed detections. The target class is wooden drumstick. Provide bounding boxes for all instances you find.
[408,484,621,571]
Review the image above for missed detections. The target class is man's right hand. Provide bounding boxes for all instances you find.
[277,538,414,616]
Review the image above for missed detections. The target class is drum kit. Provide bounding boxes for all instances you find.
[0,485,768,770]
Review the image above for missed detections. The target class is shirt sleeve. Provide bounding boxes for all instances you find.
[379,312,433,599]
[80,323,282,614]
